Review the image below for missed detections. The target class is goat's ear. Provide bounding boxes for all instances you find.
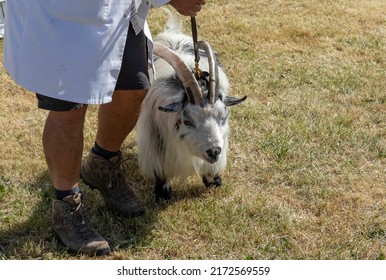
[158,102,184,112]
[224,96,247,106]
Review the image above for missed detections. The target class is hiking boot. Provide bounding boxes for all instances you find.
[52,192,111,255]
[80,151,145,217]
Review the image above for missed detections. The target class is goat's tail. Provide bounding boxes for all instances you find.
[161,7,183,33]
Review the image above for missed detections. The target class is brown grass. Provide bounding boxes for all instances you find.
[0,0,385,259]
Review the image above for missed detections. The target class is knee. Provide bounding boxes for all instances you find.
[47,105,88,127]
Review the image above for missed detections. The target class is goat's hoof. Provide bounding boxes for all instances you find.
[154,188,172,201]
[203,175,222,188]
[213,175,222,187]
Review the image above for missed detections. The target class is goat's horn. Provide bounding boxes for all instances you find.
[153,42,203,105]
[197,41,219,104]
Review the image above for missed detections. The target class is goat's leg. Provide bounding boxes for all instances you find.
[154,176,172,201]
[201,148,226,188]
[202,174,222,188]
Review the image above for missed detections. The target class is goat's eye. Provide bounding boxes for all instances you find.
[183,120,196,128]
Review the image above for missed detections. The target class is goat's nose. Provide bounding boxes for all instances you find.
[206,147,222,161]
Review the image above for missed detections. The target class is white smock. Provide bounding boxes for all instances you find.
[3,0,170,104]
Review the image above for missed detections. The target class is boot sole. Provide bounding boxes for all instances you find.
[54,232,111,256]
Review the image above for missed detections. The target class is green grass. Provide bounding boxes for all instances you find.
[0,0,385,259]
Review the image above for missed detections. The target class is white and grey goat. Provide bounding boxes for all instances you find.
[136,14,246,200]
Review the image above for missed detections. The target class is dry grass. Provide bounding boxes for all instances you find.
[0,0,385,260]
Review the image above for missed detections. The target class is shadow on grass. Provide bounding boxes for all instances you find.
[0,171,56,259]
[0,150,208,259]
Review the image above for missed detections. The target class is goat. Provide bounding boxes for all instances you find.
[136,13,246,200]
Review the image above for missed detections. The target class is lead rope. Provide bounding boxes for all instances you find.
[191,17,202,79]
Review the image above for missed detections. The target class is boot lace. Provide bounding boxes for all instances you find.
[106,157,136,199]
[69,201,99,240]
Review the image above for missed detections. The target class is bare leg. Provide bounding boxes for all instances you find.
[44,106,111,255]
[79,89,148,217]
[96,89,147,151]
[43,106,87,191]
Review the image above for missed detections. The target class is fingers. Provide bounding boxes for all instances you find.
[186,3,202,17]
[176,9,188,16]
[169,0,206,17]
[191,4,202,16]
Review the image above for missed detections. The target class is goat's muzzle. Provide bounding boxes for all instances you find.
[205,147,222,163]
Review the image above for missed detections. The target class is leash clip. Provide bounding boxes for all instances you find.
[194,62,202,79]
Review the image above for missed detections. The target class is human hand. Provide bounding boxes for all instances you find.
[168,0,206,17]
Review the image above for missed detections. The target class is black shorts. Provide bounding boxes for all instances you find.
[36,23,150,111]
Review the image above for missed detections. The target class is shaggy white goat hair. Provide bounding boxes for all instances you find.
[136,13,246,200]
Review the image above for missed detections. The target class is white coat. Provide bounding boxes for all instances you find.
[3,0,170,104]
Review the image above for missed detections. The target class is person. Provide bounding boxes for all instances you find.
[3,0,206,256]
